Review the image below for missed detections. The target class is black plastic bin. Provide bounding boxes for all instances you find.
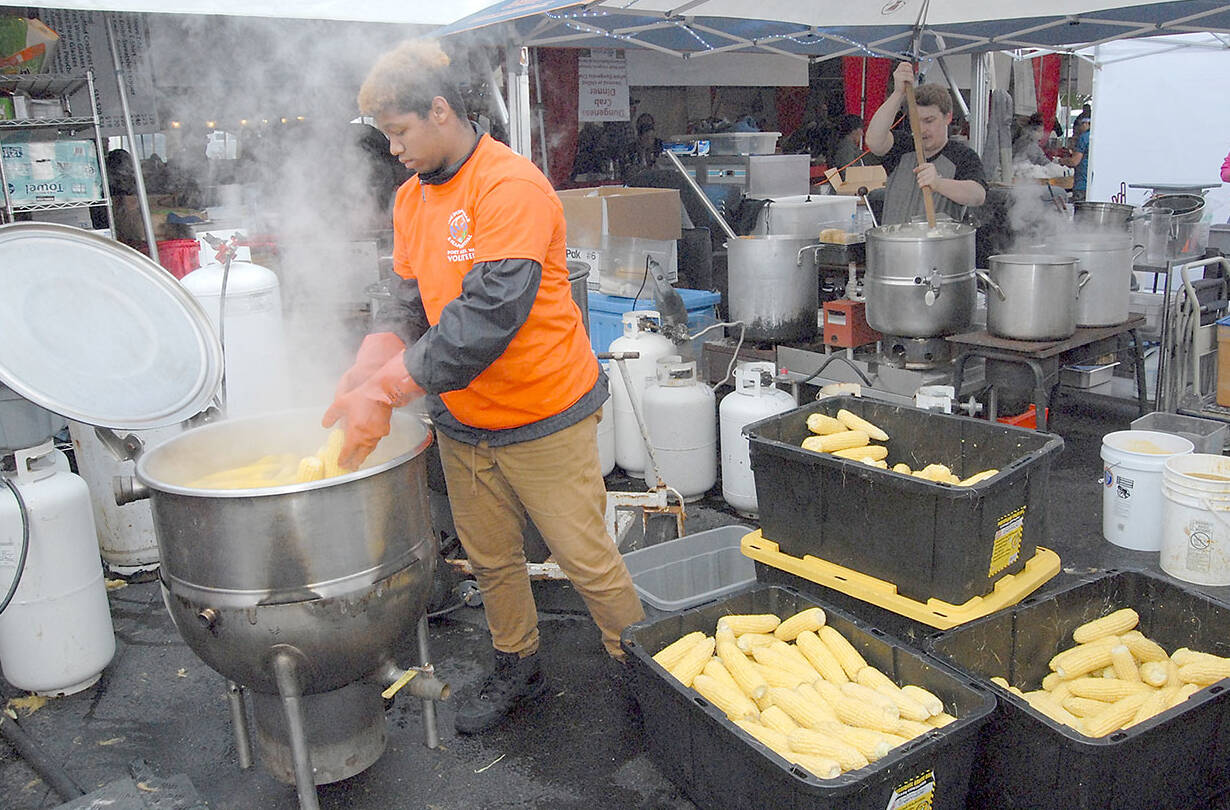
[621,584,996,810]
[745,396,1063,604]
[926,569,1230,810]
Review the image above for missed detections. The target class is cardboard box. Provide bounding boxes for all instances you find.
[824,164,888,195]
[2,134,102,204]
[557,186,682,248]
[0,18,60,75]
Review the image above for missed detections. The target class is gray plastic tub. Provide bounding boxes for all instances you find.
[622,525,755,611]
[1132,411,1226,454]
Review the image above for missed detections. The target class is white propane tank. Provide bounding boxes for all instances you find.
[181,259,289,418]
[0,442,116,695]
[609,311,675,478]
[643,356,717,501]
[598,363,616,476]
[67,421,180,575]
[720,362,797,516]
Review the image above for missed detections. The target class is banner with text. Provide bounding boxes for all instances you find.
[578,49,628,122]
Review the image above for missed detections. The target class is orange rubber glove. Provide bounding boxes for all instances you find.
[321,350,424,470]
[334,332,406,398]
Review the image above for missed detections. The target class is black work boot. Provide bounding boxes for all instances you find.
[453,650,549,735]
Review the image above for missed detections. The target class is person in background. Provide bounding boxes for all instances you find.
[324,39,644,735]
[830,113,867,178]
[1220,147,1230,183]
[1063,114,1091,202]
[632,112,663,169]
[865,61,987,226]
[1012,113,1052,167]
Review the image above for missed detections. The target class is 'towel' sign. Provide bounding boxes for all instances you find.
[578,48,629,123]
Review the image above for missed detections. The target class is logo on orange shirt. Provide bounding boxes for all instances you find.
[446,209,475,262]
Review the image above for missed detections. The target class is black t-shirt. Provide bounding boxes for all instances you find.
[881,129,987,225]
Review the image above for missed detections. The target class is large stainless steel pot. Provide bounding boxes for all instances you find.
[864,220,976,337]
[726,235,820,342]
[1144,193,1204,225]
[1047,233,1138,327]
[979,254,1090,340]
[1072,201,1136,230]
[135,408,436,695]
[567,260,591,336]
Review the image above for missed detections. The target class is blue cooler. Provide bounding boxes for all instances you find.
[587,288,722,357]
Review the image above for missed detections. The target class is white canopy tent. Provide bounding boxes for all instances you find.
[4,0,499,25]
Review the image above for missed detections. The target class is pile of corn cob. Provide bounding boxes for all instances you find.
[801,408,997,486]
[652,607,955,779]
[190,429,347,489]
[992,607,1230,737]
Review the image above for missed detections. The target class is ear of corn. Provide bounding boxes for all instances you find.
[1169,683,1200,707]
[832,444,889,461]
[840,682,898,716]
[834,694,900,734]
[715,624,736,646]
[899,685,944,717]
[795,631,849,684]
[1129,689,1172,727]
[1178,659,1230,686]
[735,632,777,653]
[1050,636,1122,679]
[1065,677,1151,702]
[716,639,769,701]
[1073,608,1139,644]
[759,704,799,735]
[802,430,870,454]
[786,728,868,772]
[815,720,893,761]
[835,409,889,441]
[788,753,842,780]
[666,636,715,687]
[754,662,810,689]
[1120,630,1168,663]
[818,626,868,680]
[892,462,913,475]
[806,413,847,435]
[732,719,792,760]
[1023,691,1083,729]
[653,631,706,670]
[957,469,998,486]
[718,614,781,636]
[893,718,934,740]
[1061,695,1112,718]
[318,428,346,476]
[927,712,956,728]
[693,673,760,722]
[1082,692,1151,737]
[703,657,743,696]
[294,456,326,483]
[1139,661,1169,688]
[1110,645,1142,682]
[794,683,839,723]
[753,644,822,682]
[774,607,827,641]
[768,686,833,729]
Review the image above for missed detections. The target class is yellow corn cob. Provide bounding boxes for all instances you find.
[1139,661,1169,688]
[794,683,839,723]
[768,686,832,729]
[801,430,870,454]
[863,459,889,469]
[811,679,845,708]
[913,463,953,482]
[957,469,998,486]
[715,624,736,647]
[789,753,842,779]
[1083,692,1151,737]
[840,682,898,715]
[893,718,934,740]
[732,719,792,760]
[1110,645,1142,682]
[990,676,1011,690]
[759,704,799,735]
[818,626,868,680]
[856,667,930,722]
[1062,695,1112,718]
[653,631,706,670]
[1051,636,1122,679]
[834,695,900,734]
[831,444,889,462]
[1065,677,1151,702]
[1120,630,1168,663]
[835,408,889,441]
[318,428,346,476]
[815,720,892,762]
[717,613,781,636]
[1170,647,1225,667]
[735,633,777,654]
[900,685,944,717]
[772,609,831,644]
[693,673,760,722]
[787,728,868,772]
[1099,665,1118,679]
[1023,691,1083,729]
[1169,682,1200,707]
[717,639,769,701]
[806,412,849,435]
[752,644,821,682]
[294,455,326,483]
[1073,608,1139,644]
[891,462,913,475]
[795,631,849,684]
[1129,689,1173,727]
[754,662,811,689]
[1050,681,1072,703]
[703,657,744,697]
[927,712,956,728]
[666,636,715,687]
[1008,685,1025,696]
[1166,659,1182,687]
[773,639,823,675]
[1178,659,1230,686]
[1040,672,1063,691]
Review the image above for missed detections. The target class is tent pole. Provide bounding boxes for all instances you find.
[530,47,551,178]
[505,43,533,158]
[105,13,158,262]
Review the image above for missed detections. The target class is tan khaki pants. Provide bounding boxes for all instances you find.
[437,412,644,658]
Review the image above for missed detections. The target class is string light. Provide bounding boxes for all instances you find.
[673,20,714,51]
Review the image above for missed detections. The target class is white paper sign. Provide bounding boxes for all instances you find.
[578,49,629,122]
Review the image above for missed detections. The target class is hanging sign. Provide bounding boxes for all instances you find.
[578,48,629,122]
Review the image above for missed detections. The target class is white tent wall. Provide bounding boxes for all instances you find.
[625,50,807,86]
[1086,33,1230,222]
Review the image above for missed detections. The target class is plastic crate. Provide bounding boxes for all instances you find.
[621,525,755,612]
[1132,410,1227,454]
[926,569,1230,810]
[588,288,721,357]
[621,584,995,810]
[745,396,1064,604]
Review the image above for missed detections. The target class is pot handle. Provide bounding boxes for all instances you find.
[796,243,823,266]
[976,269,1006,301]
[923,268,942,306]
[1076,269,1092,297]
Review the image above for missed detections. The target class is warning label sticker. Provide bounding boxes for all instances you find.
[886,769,936,810]
[989,505,1025,577]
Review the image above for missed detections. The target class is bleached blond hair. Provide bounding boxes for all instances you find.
[358,39,467,119]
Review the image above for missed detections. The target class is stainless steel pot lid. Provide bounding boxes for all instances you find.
[0,223,223,429]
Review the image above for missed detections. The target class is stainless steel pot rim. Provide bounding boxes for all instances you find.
[1073,201,1136,213]
[988,254,1081,266]
[867,221,975,240]
[728,234,825,243]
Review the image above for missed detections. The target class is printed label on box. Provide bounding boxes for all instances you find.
[989,505,1025,577]
[886,769,935,810]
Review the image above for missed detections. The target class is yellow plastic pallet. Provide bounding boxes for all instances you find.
[740,530,1062,630]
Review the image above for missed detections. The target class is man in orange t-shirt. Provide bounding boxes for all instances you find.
[323,40,644,735]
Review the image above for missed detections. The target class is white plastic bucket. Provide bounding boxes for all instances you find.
[1161,453,1230,585]
[1101,430,1194,550]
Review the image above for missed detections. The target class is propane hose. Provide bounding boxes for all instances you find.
[0,475,30,616]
